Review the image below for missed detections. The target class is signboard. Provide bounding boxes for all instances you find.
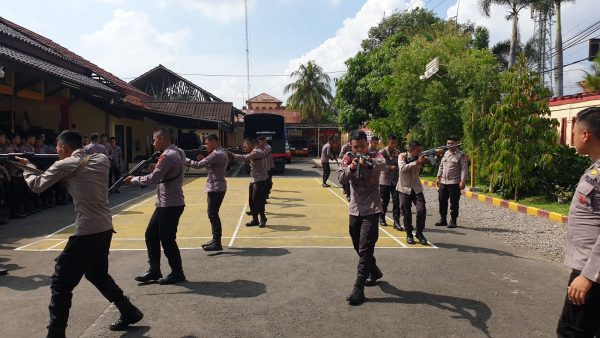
[421,57,440,80]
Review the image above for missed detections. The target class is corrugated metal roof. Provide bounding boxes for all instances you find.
[0,44,117,94]
[146,101,233,123]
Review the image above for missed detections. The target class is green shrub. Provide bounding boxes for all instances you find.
[536,144,591,202]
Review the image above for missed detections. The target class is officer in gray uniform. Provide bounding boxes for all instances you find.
[368,135,379,153]
[257,136,275,199]
[321,136,337,187]
[379,134,402,230]
[185,133,228,252]
[435,135,468,228]
[230,139,269,227]
[339,141,352,201]
[125,128,187,285]
[18,130,143,337]
[339,130,386,305]
[84,133,107,155]
[397,140,429,245]
[556,107,600,338]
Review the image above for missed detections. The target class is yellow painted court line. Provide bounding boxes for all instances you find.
[315,178,410,249]
[228,202,248,248]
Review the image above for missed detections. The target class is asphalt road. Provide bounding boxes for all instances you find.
[0,158,570,338]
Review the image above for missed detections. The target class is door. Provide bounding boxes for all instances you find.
[126,126,133,163]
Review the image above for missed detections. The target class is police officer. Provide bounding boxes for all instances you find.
[108,137,123,193]
[18,130,143,337]
[125,128,187,285]
[556,107,600,337]
[257,136,275,199]
[84,133,107,155]
[185,134,228,252]
[368,135,379,152]
[339,141,352,201]
[321,136,337,187]
[339,130,386,305]
[230,138,268,227]
[379,134,402,230]
[397,140,429,245]
[435,135,468,228]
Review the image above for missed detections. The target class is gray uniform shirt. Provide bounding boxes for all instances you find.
[564,160,600,283]
[111,145,123,168]
[186,147,228,193]
[262,144,275,169]
[379,147,400,186]
[84,142,107,155]
[339,143,351,159]
[131,144,185,207]
[396,152,424,195]
[437,149,468,185]
[233,148,267,183]
[338,151,386,216]
[24,149,113,236]
[321,143,334,163]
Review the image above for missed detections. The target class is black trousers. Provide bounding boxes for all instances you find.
[267,170,273,197]
[49,230,125,328]
[399,190,426,235]
[8,176,26,216]
[343,182,351,197]
[249,181,268,219]
[439,183,461,221]
[322,162,331,185]
[145,206,185,272]
[557,270,600,338]
[207,191,226,241]
[349,214,380,279]
[380,184,400,221]
[108,165,121,188]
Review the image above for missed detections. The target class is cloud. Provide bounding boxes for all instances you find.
[174,0,254,24]
[79,9,191,78]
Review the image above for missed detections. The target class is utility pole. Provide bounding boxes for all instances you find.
[245,0,251,100]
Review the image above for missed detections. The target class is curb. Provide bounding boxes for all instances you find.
[420,179,568,225]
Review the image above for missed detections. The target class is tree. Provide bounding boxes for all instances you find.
[579,56,600,93]
[284,61,334,123]
[553,0,576,97]
[479,0,535,67]
[473,26,490,49]
[481,54,558,200]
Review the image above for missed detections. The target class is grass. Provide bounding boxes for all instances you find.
[418,174,570,216]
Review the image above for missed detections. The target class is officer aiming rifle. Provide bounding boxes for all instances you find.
[405,143,462,165]
[109,151,161,194]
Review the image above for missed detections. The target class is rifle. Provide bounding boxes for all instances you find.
[109,151,161,194]
[347,152,374,179]
[0,153,59,174]
[184,146,209,160]
[405,143,462,165]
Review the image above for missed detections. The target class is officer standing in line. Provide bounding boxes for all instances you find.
[185,134,228,252]
[378,134,402,230]
[397,140,429,245]
[339,140,352,201]
[229,138,269,227]
[321,136,337,187]
[435,135,468,228]
[368,135,379,153]
[338,130,386,305]
[84,133,107,155]
[108,137,123,193]
[18,130,143,337]
[257,136,275,200]
[125,128,187,285]
[556,107,600,337]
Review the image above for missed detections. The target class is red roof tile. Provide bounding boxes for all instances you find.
[549,92,600,106]
[246,93,283,104]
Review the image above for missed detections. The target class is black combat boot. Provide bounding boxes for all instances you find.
[46,326,66,338]
[246,217,259,227]
[346,277,366,305]
[378,213,387,226]
[393,218,404,231]
[406,232,415,244]
[415,232,428,245]
[201,239,215,248]
[109,297,144,331]
[448,218,458,228]
[135,262,162,283]
[203,239,223,251]
[435,218,448,227]
[259,215,268,228]
[158,271,186,285]
[365,265,383,287]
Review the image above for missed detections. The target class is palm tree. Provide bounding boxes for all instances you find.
[284,61,334,123]
[553,0,576,97]
[579,56,600,93]
[479,0,535,67]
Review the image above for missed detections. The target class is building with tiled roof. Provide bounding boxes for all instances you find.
[549,92,600,145]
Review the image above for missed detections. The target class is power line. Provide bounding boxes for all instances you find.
[120,70,347,80]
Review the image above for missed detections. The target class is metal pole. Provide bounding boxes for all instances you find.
[244,0,250,99]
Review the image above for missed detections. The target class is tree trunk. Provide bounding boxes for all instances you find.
[509,12,519,67]
[554,1,564,97]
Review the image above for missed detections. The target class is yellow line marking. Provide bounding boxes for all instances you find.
[549,212,564,222]
[228,202,248,248]
[46,239,67,251]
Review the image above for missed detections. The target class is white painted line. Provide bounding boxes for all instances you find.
[46,239,67,250]
[14,238,64,251]
[228,202,248,248]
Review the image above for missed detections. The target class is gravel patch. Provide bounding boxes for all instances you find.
[422,186,567,262]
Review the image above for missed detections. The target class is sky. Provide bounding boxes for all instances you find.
[3,0,598,108]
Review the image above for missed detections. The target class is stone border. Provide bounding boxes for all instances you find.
[420,179,568,225]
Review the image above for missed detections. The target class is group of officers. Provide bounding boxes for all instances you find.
[321,133,468,246]
[10,128,273,337]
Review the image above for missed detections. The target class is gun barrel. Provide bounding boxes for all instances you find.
[0,153,59,159]
[108,151,160,194]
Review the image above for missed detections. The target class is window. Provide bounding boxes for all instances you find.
[560,117,567,145]
[570,117,577,146]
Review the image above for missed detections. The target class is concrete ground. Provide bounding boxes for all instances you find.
[0,158,570,338]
